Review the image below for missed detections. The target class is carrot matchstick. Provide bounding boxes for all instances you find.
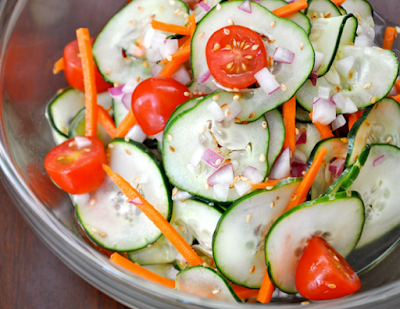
[309,111,334,139]
[272,0,308,18]
[282,96,297,151]
[53,57,64,74]
[97,106,116,139]
[115,109,137,138]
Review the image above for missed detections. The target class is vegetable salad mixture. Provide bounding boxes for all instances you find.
[45,0,400,304]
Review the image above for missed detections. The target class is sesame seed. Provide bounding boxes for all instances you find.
[84,148,91,152]
[125,137,130,142]
[233,88,240,92]
[143,61,149,68]
[198,32,205,39]
[259,154,266,163]
[184,91,190,97]
[290,195,297,201]
[249,112,256,119]
[365,121,371,126]
[249,266,256,274]
[364,82,372,89]
[215,159,222,166]
[134,177,140,183]
[114,81,120,87]
[233,94,241,101]
[335,85,341,91]
[205,182,210,190]
[223,28,230,35]
[108,144,115,149]
[387,136,392,144]
[169,146,175,152]
[266,186,274,190]
[167,55,173,61]
[349,70,354,79]
[68,141,75,147]
[276,196,280,200]
[281,83,287,91]
[203,262,210,267]
[57,88,64,94]
[302,171,307,176]
[340,137,348,144]
[300,42,304,50]
[295,128,300,135]
[225,108,231,117]
[212,289,221,295]
[354,153,359,161]
[328,284,336,289]
[262,121,268,129]
[125,149,131,155]
[90,199,96,206]
[234,117,241,122]
[301,301,310,305]
[178,225,186,232]
[99,232,108,237]
[159,6,164,11]
[320,12,324,18]
[370,95,377,104]
[91,227,99,233]
[228,19,234,25]
[271,20,276,28]
[268,39,276,44]
[213,43,220,51]
[246,214,252,223]
[216,3,221,10]
[196,97,204,101]
[213,94,220,101]
[270,201,275,208]
[172,187,179,196]
[311,12,317,19]
[138,6,143,12]
[137,77,141,82]
[198,125,206,134]
[106,69,111,75]
[252,44,259,51]
[325,12,331,18]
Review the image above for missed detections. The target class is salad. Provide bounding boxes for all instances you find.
[44,0,400,304]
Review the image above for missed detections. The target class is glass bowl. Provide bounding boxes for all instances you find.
[1,0,400,308]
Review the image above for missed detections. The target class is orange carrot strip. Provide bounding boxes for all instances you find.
[115,109,137,138]
[53,57,64,74]
[251,179,281,190]
[286,147,328,211]
[158,51,190,78]
[160,45,191,65]
[151,19,191,36]
[331,0,346,6]
[347,113,359,131]
[394,79,400,94]
[382,27,398,50]
[76,28,98,138]
[178,35,190,47]
[392,94,400,103]
[282,96,297,151]
[309,111,334,139]
[97,106,116,139]
[257,269,275,303]
[188,14,196,37]
[232,286,260,300]
[272,0,308,18]
[103,165,204,267]
[110,253,176,288]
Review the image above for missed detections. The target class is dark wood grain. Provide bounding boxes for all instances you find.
[0,181,128,309]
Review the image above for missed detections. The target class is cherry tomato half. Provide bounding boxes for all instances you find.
[131,77,190,136]
[44,137,107,195]
[295,237,361,301]
[63,38,112,93]
[206,25,267,89]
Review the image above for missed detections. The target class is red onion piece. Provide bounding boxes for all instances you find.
[190,145,206,167]
[255,67,281,95]
[331,93,358,114]
[207,101,225,122]
[234,181,251,197]
[172,66,191,85]
[126,124,147,143]
[313,51,324,72]
[108,84,125,100]
[292,149,307,165]
[201,148,225,169]
[243,166,264,184]
[331,115,346,131]
[121,93,132,110]
[273,47,295,64]
[269,147,291,180]
[312,98,336,125]
[225,100,243,122]
[329,158,345,177]
[129,197,143,205]
[208,163,234,187]
[198,1,211,11]
[171,189,193,201]
[122,76,138,94]
[253,0,261,3]
[198,70,211,84]
[213,184,230,201]
[309,72,318,86]
[373,155,386,167]
[295,129,307,145]
[318,86,330,100]
[355,35,374,47]
[291,164,306,177]
[151,64,163,77]
[238,0,252,13]
[74,136,92,150]
[160,39,179,59]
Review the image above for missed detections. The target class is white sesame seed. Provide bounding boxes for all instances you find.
[91,227,99,233]
[249,266,256,274]
[198,32,205,39]
[215,159,222,166]
[387,136,392,144]
[99,232,108,237]
[290,195,297,201]
[178,225,186,232]
[271,20,276,28]
[167,133,173,141]
[68,141,75,147]
[281,83,287,91]
[184,91,190,97]
[295,128,300,135]
[259,154,266,162]
[134,177,140,183]
[233,94,241,101]
[89,199,96,206]
[225,108,231,117]
[246,214,252,223]
[198,125,206,134]
[172,187,179,196]
[212,289,221,295]
[300,42,304,50]
[270,201,275,208]
[364,82,372,89]
[205,182,210,190]
[266,186,274,190]
[125,137,130,142]
[216,3,221,10]
[203,262,210,267]
[262,121,268,129]
[370,95,377,104]
[125,149,131,155]
[301,301,310,305]
[106,69,111,75]
[169,0,175,5]
[213,94,220,101]
[159,6,164,11]
[108,143,115,149]
[167,55,173,61]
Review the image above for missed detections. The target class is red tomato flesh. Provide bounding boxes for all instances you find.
[131,77,190,136]
[44,137,107,195]
[206,25,267,89]
[63,38,112,93]
[295,237,361,301]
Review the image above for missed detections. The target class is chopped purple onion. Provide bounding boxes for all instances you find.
[234,181,252,197]
[108,84,125,100]
[151,64,163,77]
[255,67,281,95]
[198,1,211,11]
[121,93,132,110]
[295,129,307,145]
[331,115,346,131]
[238,0,252,13]
[172,66,191,85]
[243,166,263,184]
[225,100,243,122]
[201,148,225,169]
[329,158,345,177]
[129,197,143,205]
[269,147,291,180]
[313,51,324,72]
[291,164,306,177]
[373,155,386,167]
[190,145,206,167]
[309,72,318,86]
[171,189,193,201]
[198,70,211,84]
[208,163,234,187]
[273,47,295,64]
[125,124,147,143]
[312,98,336,125]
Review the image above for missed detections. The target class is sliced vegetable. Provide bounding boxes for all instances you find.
[272,0,308,18]
[53,57,64,74]
[282,96,297,151]
[150,19,191,36]
[97,105,116,139]
[309,111,334,139]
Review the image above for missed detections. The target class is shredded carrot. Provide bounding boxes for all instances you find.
[160,45,191,65]
[394,79,400,94]
[272,0,308,18]
[110,253,176,288]
[382,27,398,50]
[232,286,260,300]
[115,109,137,138]
[178,35,190,47]
[103,165,204,267]
[257,269,275,303]
[286,148,328,211]
[347,110,363,131]
[97,106,116,139]
[150,19,191,36]
[188,14,196,37]
[76,28,98,138]
[53,57,64,74]
[392,94,400,104]
[282,96,297,152]
[251,179,281,190]
[309,111,334,139]
[331,0,346,6]
[158,50,190,78]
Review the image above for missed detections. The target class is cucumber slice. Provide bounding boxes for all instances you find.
[45,88,112,145]
[297,45,399,112]
[346,98,400,167]
[306,0,342,20]
[68,108,113,146]
[143,264,179,281]
[295,122,322,160]
[76,139,172,251]
[338,6,347,15]
[164,97,199,133]
[265,191,365,293]
[265,109,285,173]
[341,0,374,28]
[163,92,269,203]
[213,178,301,288]
[191,0,314,121]
[295,105,312,123]
[176,266,241,302]
[309,14,357,76]
[323,166,351,196]
[308,137,348,199]
[342,145,400,249]
[92,0,189,84]
[113,98,129,127]
[260,0,311,34]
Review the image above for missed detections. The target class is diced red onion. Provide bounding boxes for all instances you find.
[129,197,143,205]
[329,158,345,177]
[202,148,225,169]
[122,76,139,94]
[309,72,318,86]
[312,98,336,125]
[335,56,355,78]
[373,155,386,167]
[324,67,341,85]
[151,32,167,49]
[74,136,92,150]
[291,164,306,177]
[331,93,358,114]
[207,101,225,122]
[243,166,263,184]
[253,0,261,3]
[292,149,307,165]
[172,66,191,85]
[273,47,295,64]
[313,51,324,72]
[234,181,251,197]
[318,87,330,100]
[208,163,234,186]
[238,0,252,13]
[225,100,243,122]
[198,1,211,11]
[108,84,125,101]
[255,67,281,95]
[143,28,155,48]
[295,129,307,145]
[213,184,230,201]
[198,70,211,84]
[121,93,132,110]
[269,147,291,180]
[171,188,193,201]
[151,64,163,77]
[147,48,163,63]
[160,39,179,59]
[190,144,206,167]
[331,115,346,131]
[126,124,147,143]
